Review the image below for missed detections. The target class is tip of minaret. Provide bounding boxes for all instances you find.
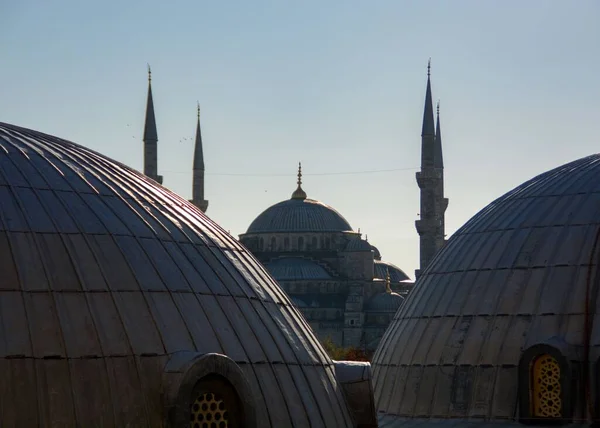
[193,103,205,170]
[421,60,435,136]
[434,99,444,168]
[291,162,307,200]
[143,65,158,143]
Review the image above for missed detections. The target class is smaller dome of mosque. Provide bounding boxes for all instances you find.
[344,238,373,252]
[365,291,404,312]
[370,244,382,260]
[374,260,410,282]
[245,164,353,233]
[264,257,332,281]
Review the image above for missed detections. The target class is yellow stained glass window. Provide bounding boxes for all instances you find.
[532,354,562,418]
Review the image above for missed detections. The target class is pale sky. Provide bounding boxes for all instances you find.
[1,0,598,277]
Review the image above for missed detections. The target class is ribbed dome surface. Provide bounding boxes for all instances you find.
[374,261,410,282]
[366,292,404,312]
[373,154,600,426]
[0,122,353,428]
[344,238,373,252]
[264,257,332,281]
[246,198,352,233]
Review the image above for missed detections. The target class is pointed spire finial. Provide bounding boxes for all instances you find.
[197,102,200,121]
[437,100,440,116]
[427,58,431,77]
[148,64,152,83]
[385,268,392,294]
[291,162,307,200]
[365,234,368,242]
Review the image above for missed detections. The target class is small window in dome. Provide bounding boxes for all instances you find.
[531,354,562,418]
[259,238,264,250]
[298,236,304,250]
[270,237,276,251]
[284,237,290,249]
[191,391,229,428]
[519,346,571,424]
[312,237,318,249]
[189,375,242,428]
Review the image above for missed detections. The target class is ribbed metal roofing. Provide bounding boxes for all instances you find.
[365,292,404,312]
[372,154,600,426]
[246,198,353,233]
[344,238,373,252]
[264,257,332,281]
[0,122,354,428]
[374,260,410,282]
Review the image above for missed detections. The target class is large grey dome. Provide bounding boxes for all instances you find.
[246,198,353,233]
[0,122,355,427]
[373,154,600,426]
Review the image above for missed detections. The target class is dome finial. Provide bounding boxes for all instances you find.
[385,268,392,294]
[427,58,431,77]
[197,101,200,121]
[147,63,152,83]
[291,162,307,200]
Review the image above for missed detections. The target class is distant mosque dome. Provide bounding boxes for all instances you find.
[246,198,353,233]
[245,163,352,234]
[0,122,357,428]
[344,238,373,252]
[374,260,410,282]
[365,291,404,312]
[370,244,382,260]
[373,154,600,425]
[264,257,333,281]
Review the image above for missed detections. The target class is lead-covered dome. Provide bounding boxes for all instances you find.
[365,291,404,312]
[246,198,353,233]
[0,122,354,427]
[264,257,333,281]
[373,154,600,426]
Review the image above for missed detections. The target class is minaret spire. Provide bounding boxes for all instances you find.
[143,64,162,184]
[190,102,209,213]
[415,60,448,279]
[422,58,435,138]
[291,162,307,200]
[434,100,444,168]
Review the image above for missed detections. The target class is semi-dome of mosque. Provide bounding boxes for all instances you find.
[0,122,371,427]
[373,154,600,426]
[365,291,404,312]
[345,238,375,252]
[246,198,353,233]
[264,257,333,281]
[374,260,410,282]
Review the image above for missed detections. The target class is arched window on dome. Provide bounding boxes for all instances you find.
[298,236,304,250]
[325,237,331,249]
[518,344,571,424]
[165,353,256,428]
[259,237,264,250]
[284,237,290,250]
[190,375,242,428]
[270,237,276,251]
[312,237,318,249]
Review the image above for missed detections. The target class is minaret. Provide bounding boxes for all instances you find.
[190,103,209,213]
[415,60,448,279]
[143,66,163,184]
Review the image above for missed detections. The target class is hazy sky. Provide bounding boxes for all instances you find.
[1,0,598,277]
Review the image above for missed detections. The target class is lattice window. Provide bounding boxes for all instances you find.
[531,354,562,418]
[190,392,229,428]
